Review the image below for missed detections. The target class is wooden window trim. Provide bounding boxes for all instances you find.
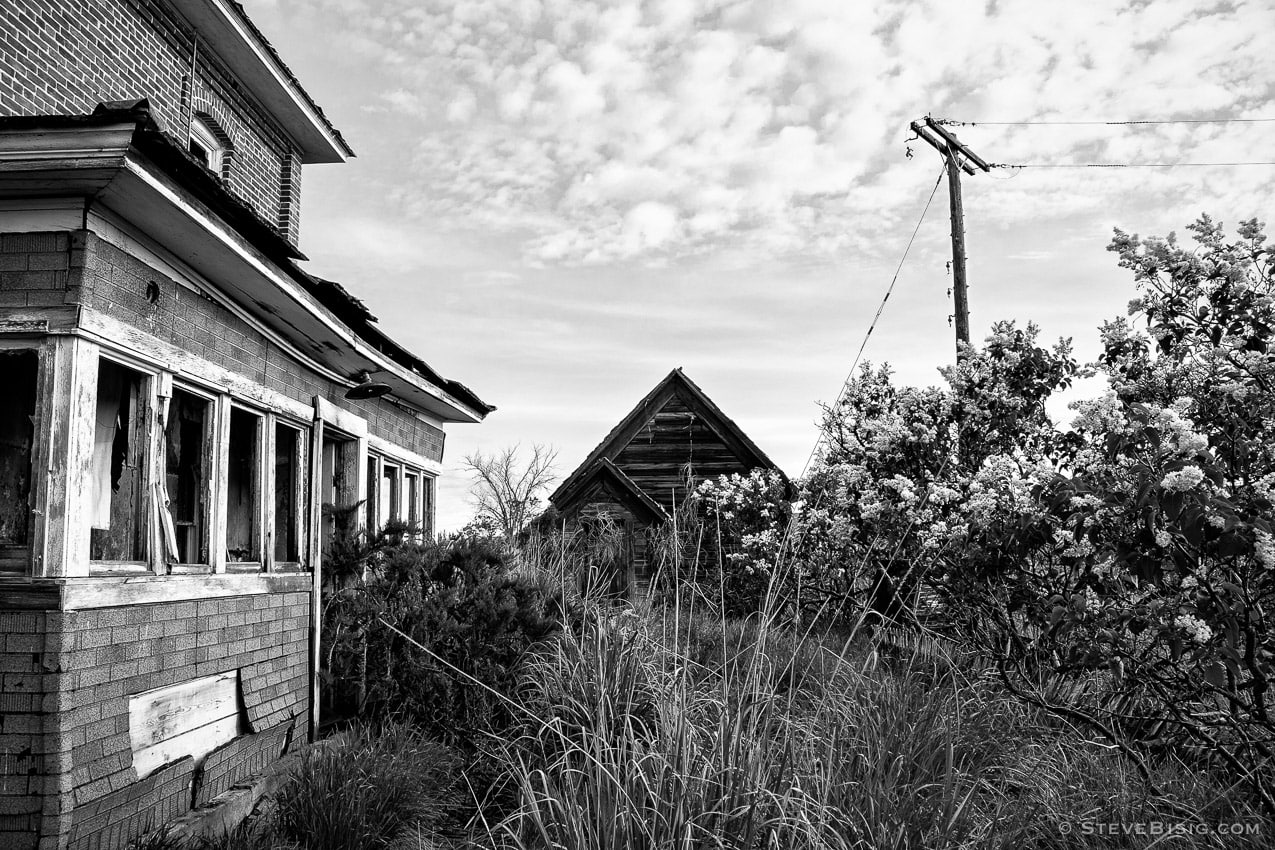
[224,403,265,571]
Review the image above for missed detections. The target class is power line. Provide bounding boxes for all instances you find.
[992,161,1275,169]
[801,164,947,478]
[939,117,1275,127]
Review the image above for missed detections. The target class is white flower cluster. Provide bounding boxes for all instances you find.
[1150,403,1210,456]
[1173,613,1213,645]
[1070,391,1129,435]
[1254,473,1275,504]
[1161,466,1205,492]
[882,474,919,504]
[1256,530,1275,571]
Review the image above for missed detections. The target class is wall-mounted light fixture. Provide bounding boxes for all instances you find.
[344,370,392,400]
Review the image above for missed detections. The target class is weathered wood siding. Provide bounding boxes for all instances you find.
[612,393,757,514]
[574,480,649,583]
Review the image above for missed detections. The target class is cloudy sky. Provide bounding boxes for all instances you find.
[247,0,1275,531]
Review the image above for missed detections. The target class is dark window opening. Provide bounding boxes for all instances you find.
[321,434,356,544]
[90,360,146,561]
[0,351,38,573]
[164,389,210,565]
[274,424,303,563]
[189,138,210,169]
[226,408,260,563]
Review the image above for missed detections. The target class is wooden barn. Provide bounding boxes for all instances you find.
[548,368,778,590]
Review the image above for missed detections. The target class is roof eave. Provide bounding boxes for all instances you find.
[0,120,491,424]
[172,0,353,163]
[551,458,669,523]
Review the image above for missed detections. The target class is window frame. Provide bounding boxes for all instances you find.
[189,115,229,179]
[320,426,361,550]
[87,353,155,574]
[365,452,381,535]
[269,415,309,572]
[379,460,401,528]
[224,402,265,572]
[162,381,217,574]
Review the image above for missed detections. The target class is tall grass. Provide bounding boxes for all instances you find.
[488,579,1271,850]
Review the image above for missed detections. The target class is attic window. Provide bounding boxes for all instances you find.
[189,115,229,178]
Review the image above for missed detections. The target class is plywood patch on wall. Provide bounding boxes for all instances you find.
[129,671,245,779]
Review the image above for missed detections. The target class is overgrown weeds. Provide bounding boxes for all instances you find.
[487,593,1271,849]
[273,724,464,850]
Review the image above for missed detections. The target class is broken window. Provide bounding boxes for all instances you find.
[90,359,147,562]
[380,463,399,526]
[164,388,211,566]
[273,423,305,565]
[226,407,261,565]
[321,432,356,544]
[0,350,38,573]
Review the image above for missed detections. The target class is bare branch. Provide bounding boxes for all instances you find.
[462,443,560,541]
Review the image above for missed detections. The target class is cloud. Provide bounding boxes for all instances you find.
[274,0,1275,269]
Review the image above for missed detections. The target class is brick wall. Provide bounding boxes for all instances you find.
[65,755,193,850]
[0,590,311,848]
[0,230,447,463]
[0,0,302,242]
[0,231,73,309]
[278,149,302,246]
[0,611,63,850]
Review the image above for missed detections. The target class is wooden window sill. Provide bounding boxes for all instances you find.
[225,562,263,574]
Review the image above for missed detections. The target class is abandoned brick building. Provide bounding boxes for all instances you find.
[0,2,492,847]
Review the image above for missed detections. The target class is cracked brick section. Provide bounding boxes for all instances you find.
[191,720,292,808]
[65,755,194,850]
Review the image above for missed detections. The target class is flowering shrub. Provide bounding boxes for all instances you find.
[794,217,1275,812]
[670,469,790,616]
[798,322,1076,622]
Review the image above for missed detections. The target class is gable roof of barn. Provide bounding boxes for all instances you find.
[550,367,777,512]
[555,458,670,523]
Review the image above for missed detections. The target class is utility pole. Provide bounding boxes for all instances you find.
[909,117,990,355]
